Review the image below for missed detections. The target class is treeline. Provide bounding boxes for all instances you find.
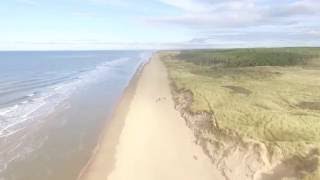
[177,48,320,67]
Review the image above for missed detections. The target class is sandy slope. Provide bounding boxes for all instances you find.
[81,54,224,180]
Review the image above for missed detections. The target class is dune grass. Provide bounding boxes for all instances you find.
[162,48,320,179]
[177,47,320,67]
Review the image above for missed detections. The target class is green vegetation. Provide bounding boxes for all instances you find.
[162,48,320,179]
[177,47,320,67]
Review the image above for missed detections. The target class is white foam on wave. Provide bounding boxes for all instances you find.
[0,55,149,138]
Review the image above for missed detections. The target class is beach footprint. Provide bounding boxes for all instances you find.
[155,97,167,103]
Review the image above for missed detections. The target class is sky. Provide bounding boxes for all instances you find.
[0,0,320,50]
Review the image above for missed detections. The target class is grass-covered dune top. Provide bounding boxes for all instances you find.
[177,47,320,67]
[162,47,320,179]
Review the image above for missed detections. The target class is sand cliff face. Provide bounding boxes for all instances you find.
[170,86,270,180]
[169,83,319,180]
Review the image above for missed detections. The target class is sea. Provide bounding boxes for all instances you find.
[0,50,151,180]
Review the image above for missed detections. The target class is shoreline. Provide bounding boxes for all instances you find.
[81,53,224,180]
[77,60,149,180]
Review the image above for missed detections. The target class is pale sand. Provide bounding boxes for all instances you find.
[80,54,224,180]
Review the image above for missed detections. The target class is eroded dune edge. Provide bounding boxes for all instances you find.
[161,49,320,180]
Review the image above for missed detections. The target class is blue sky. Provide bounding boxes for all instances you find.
[1,0,320,50]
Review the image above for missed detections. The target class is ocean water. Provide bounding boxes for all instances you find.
[0,51,151,180]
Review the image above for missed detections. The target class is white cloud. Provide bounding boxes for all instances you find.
[158,0,256,12]
[6,0,320,49]
[151,0,320,28]
[306,30,320,37]
[145,0,320,47]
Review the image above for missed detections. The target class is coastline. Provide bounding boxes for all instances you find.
[79,53,224,180]
[77,60,149,180]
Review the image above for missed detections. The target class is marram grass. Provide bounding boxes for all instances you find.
[162,48,320,179]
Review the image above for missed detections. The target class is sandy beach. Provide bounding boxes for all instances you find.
[80,54,224,180]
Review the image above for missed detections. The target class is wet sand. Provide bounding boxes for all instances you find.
[80,54,224,180]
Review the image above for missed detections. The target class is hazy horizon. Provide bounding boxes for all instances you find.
[1,0,320,50]
[1,46,320,52]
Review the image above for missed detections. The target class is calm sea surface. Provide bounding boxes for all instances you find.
[0,51,151,180]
